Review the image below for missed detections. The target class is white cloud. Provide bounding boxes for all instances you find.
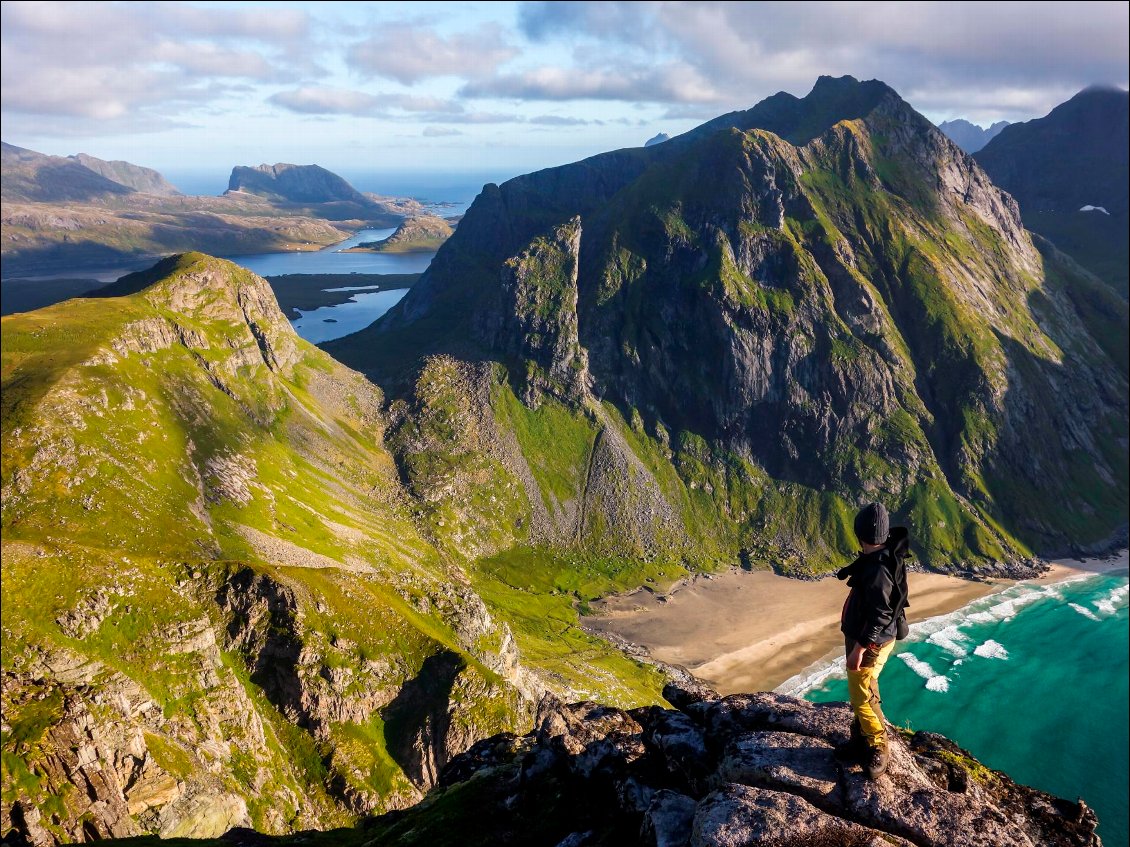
[461,62,725,104]
[511,0,1130,117]
[0,1,314,132]
[347,24,519,84]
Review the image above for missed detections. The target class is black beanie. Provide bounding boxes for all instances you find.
[854,502,889,545]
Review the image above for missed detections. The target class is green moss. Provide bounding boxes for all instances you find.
[936,749,997,784]
[142,731,194,779]
[329,715,414,801]
[492,381,595,511]
[472,547,676,706]
[1,749,41,802]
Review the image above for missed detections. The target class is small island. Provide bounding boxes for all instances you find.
[345,214,454,253]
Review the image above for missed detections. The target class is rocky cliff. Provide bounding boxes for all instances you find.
[93,684,1102,846]
[226,163,369,205]
[327,76,1128,575]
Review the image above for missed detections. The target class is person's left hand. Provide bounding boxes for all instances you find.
[847,642,867,672]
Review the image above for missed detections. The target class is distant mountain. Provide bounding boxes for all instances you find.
[975,86,1130,297]
[72,152,180,196]
[227,162,369,204]
[1,143,411,278]
[936,119,1009,153]
[328,75,1128,573]
[644,132,670,147]
[1,141,134,202]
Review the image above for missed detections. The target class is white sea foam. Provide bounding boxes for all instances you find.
[973,639,1009,659]
[1094,583,1129,616]
[897,652,950,692]
[775,655,846,697]
[776,569,1121,697]
[980,589,1046,621]
[927,625,971,656]
[1069,603,1101,622]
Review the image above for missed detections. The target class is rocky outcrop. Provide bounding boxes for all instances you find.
[426,685,1101,847]
[488,216,591,406]
[358,215,453,253]
[227,163,369,205]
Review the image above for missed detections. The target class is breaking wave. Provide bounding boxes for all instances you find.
[1070,603,1102,622]
[973,639,1009,659]
[897,652,950,692]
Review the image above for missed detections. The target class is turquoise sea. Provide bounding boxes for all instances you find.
[794,569,1129,846]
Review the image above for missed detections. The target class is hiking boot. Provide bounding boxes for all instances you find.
[865,743,890,779]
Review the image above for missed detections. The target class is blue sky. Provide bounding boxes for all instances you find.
[2,1,1127,185]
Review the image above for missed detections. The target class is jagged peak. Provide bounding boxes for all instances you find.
[690,75,904,148]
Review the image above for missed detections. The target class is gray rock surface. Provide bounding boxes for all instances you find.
[432,683,1101,846]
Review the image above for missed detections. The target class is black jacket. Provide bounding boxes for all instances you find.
[838,533,910,646]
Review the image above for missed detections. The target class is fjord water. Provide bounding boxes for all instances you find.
[220,227,434,276]
[801,570,1130,845]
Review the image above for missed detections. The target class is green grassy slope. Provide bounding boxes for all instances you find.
[1,254,669,843]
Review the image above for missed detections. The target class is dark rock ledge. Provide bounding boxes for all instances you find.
[410,683,1100,847]
[101,683,1100,847]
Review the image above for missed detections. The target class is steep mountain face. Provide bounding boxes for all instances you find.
[71,152,180,196]
[975,87,1130,296]
[3,255,682,844]
[1,142,135,203]
[227,163,369,205]
[330,76,1128,573]
[937,119,1009,153]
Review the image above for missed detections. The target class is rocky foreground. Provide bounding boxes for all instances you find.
[165,683,1100,847]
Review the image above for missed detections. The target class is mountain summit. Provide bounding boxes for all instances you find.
[329,76,1127,571]
[227,162,369,204]
[975,86,1129,296]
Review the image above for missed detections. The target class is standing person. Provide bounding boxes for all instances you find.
[836,502,909,779]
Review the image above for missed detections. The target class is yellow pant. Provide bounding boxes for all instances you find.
[845,638,895,747]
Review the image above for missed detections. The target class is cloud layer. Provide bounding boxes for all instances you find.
[2,0,1127,148]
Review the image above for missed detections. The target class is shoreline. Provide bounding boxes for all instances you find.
[582,550,1128,695]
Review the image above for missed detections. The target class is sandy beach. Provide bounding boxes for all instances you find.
[583,549,1128,695]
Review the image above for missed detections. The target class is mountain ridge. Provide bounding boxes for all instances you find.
[327,75,1127,574]
[936,119,1009,153]
[975,86,1130,297]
